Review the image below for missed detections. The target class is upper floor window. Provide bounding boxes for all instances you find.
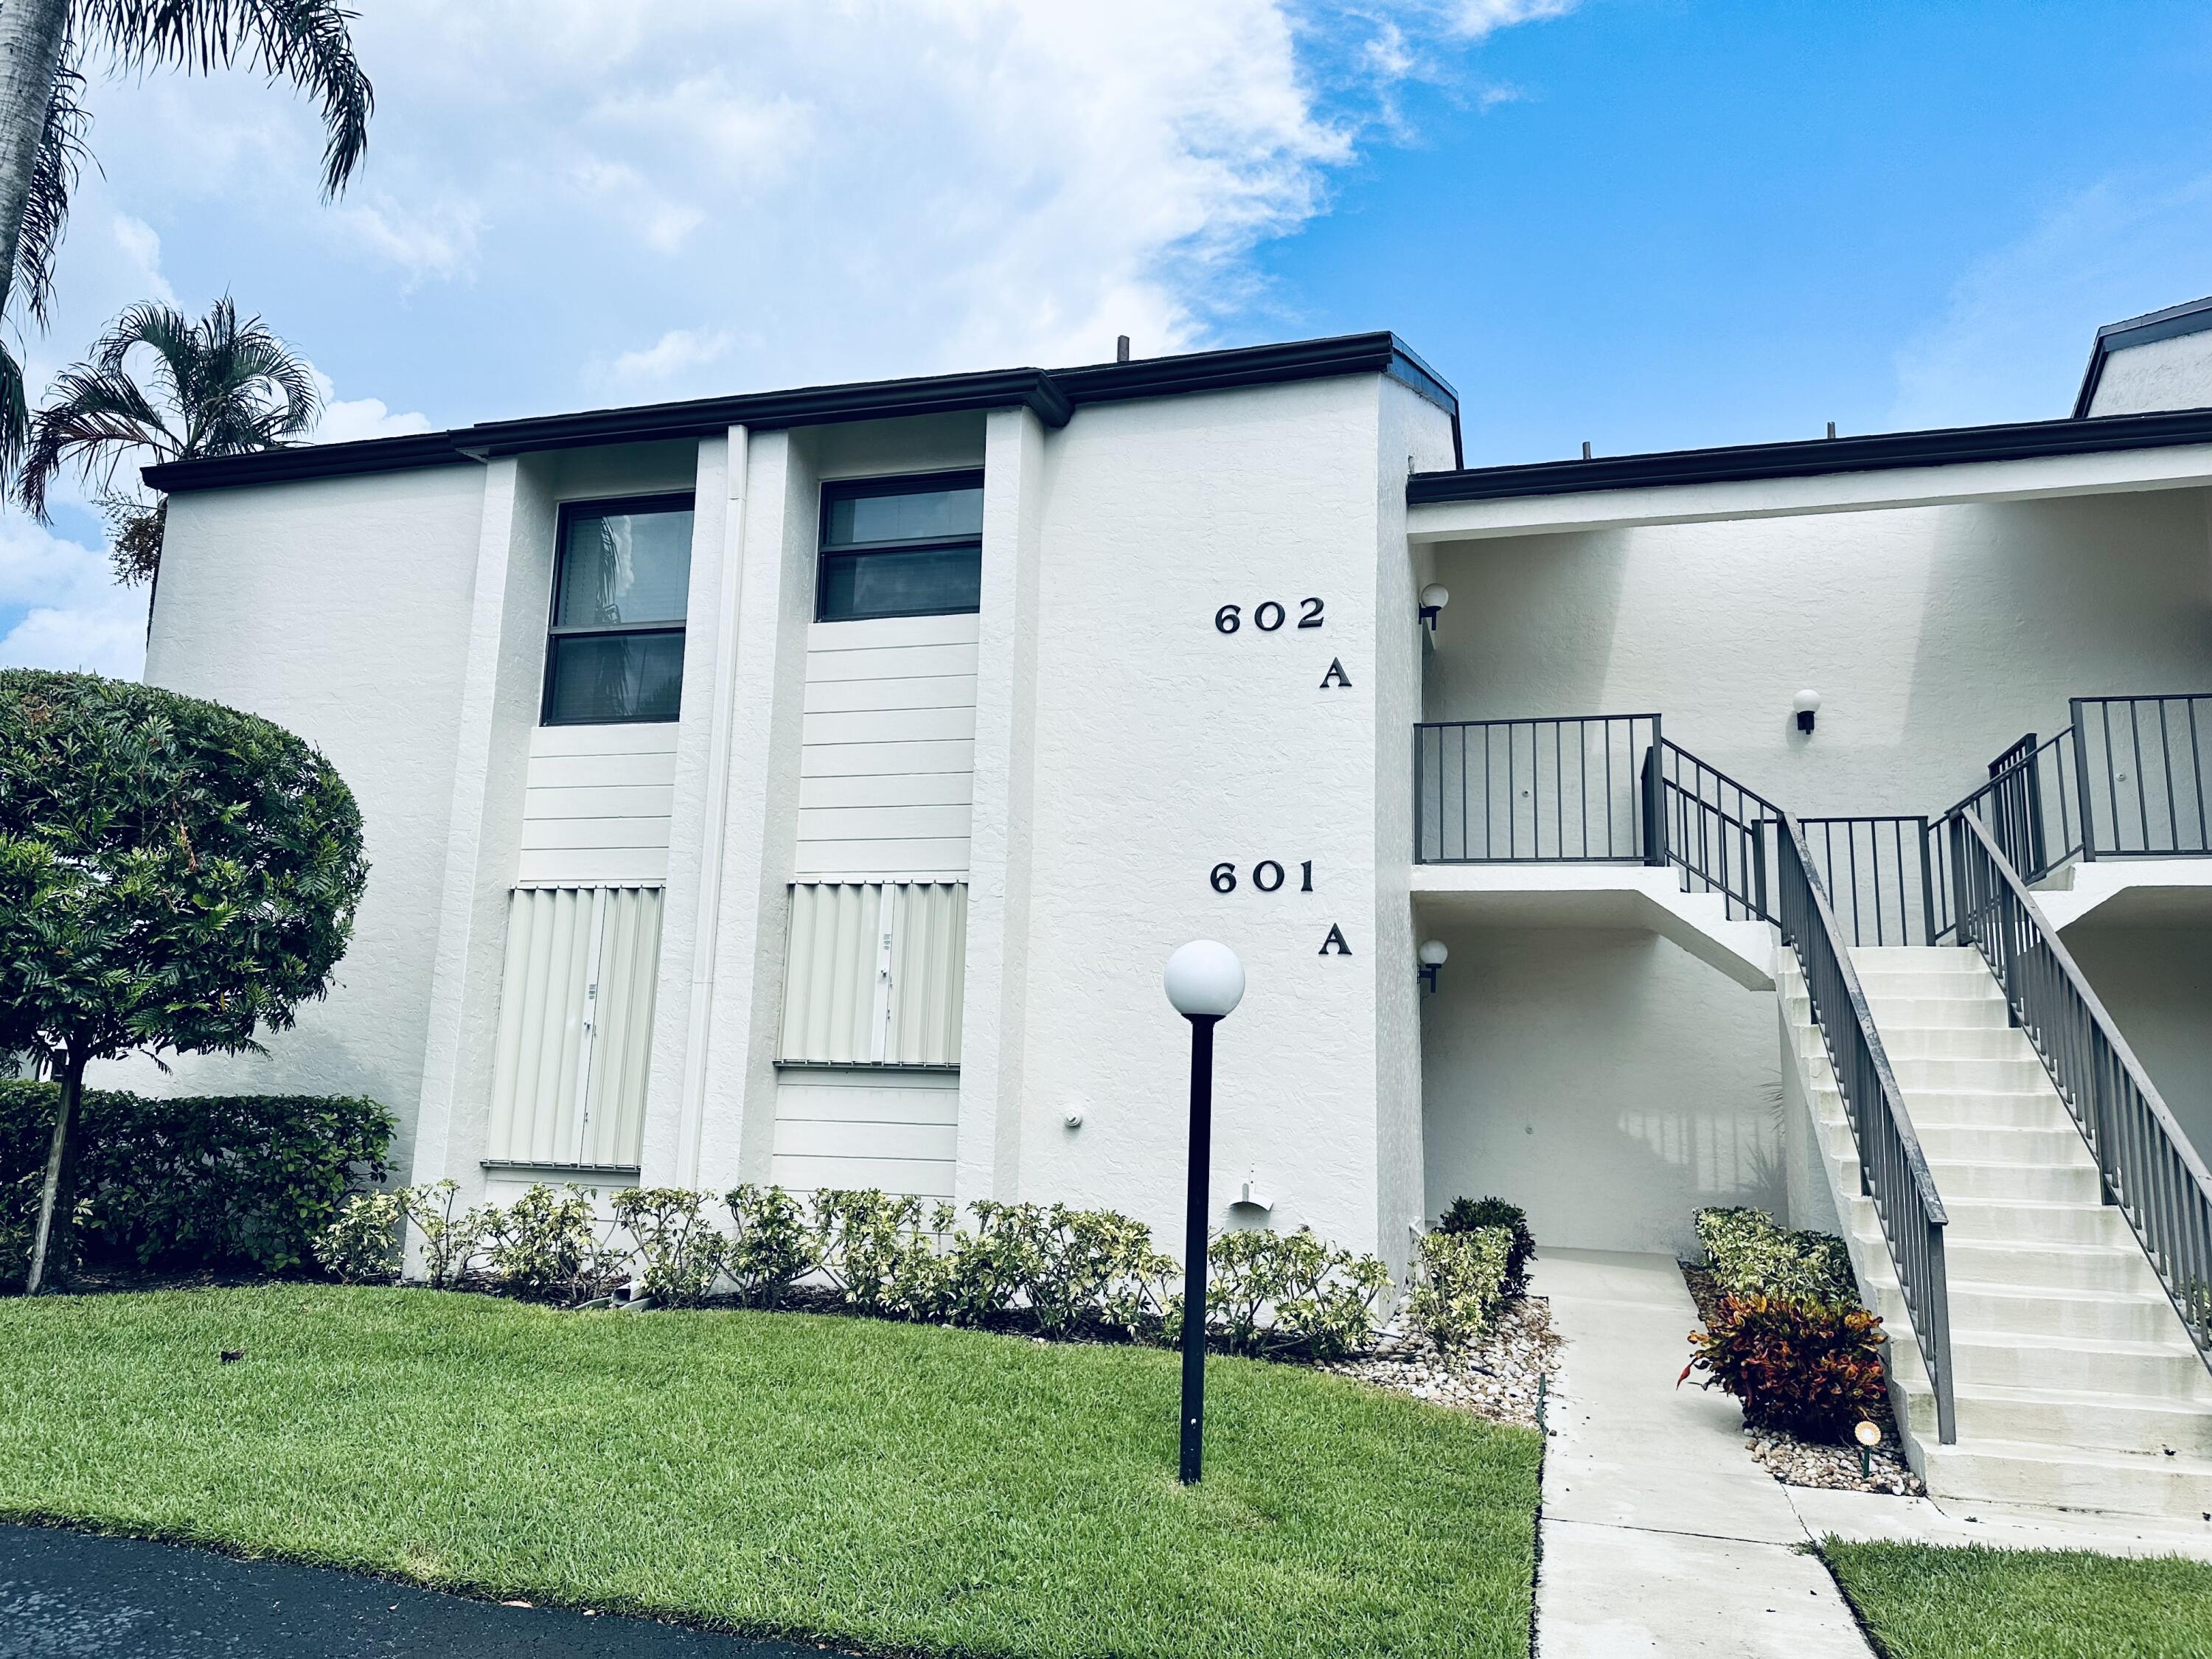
[543,494,695,725]
[817,470,984,623]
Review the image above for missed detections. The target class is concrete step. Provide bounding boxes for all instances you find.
[1943,1237,2163,1294]
[1939,1196,2133,1245]
[1870,1025,2041,1062]
[1923,1439,2212,1520]
[1851,947,1986,973]
[1913,1121,2089,1164]
[1952,1331,2206,1393]
[1862,994,2015,1029]
[1949,1382,2212,1458]
[1891,1055,2056,1091]
[1925,1157,2101,1203]
[1949,1280,2187,1343]
[1893,1088,2074,1131]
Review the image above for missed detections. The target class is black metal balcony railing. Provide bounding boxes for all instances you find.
[1414,714,1660,863]
[1778,812,1956,1443]
[1951,809,2212,1361]
[2074,693,2212,860]
[1413,716,1781,920]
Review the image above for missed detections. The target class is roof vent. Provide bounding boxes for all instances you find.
[1116,335,1131,364]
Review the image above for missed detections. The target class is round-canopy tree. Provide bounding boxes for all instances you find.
[0,670,367,1293]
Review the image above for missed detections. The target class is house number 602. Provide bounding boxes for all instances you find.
[1209,860,1315,893]
[1215,598,1324,633]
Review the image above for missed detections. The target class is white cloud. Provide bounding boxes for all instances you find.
[1442,0,1580,38]
[0,516,146,679]
[1891,173,2212,429]
[307,369,434,443]
[604,327,736,395]
[335,194,484,285]
[108,215,177,307]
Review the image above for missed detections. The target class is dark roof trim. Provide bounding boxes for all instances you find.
[146,332,1461,493]
[1408,404,2212,507]
[2072,293,2212,417]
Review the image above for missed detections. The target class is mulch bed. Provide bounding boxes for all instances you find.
[1680,1262,1924,1496]
[1322,1295,1562,1430]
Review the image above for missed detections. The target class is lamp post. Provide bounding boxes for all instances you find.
[1163,939,1245,1486]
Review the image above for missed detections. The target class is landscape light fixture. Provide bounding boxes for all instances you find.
[1418,938,1449,993]
[1419,583,1450,632]
[1793,689,1821,734]
[1853,1417,1881,1479]
[1163,939,1245,1485]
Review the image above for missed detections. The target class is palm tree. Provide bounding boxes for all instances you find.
[18,296,319,581]
[0,1,370,476]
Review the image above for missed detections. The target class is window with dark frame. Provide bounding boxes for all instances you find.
[817,470,984,623]
[542,493,695,726]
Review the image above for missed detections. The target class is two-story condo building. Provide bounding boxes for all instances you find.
[132,299,2212,1516]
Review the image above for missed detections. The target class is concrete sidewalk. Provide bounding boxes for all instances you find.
[1532,1248,1874,1658]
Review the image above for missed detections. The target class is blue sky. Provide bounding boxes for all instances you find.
[5,0,2212,673]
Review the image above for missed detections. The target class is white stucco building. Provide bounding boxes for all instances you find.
[136,301,2212,1514]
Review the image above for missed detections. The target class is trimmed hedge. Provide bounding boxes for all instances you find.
[1,1082,392,1278]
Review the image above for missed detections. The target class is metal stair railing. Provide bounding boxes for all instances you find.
[1644,737,1781,922]
[1950,807,2212,1363]
[1778,810,1957,1443]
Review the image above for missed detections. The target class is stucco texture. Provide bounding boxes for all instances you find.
[1421,925,1781,1257]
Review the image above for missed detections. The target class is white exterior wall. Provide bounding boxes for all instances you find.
[1420,925,1783,1256]
[1012,375,1452,1270]
[2088,332,2212,417]
[1426,488,2212,813]
[129,464,487,1181]
[2062,920,2212,1161]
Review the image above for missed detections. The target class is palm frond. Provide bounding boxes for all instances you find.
[0,339,27,484]
[18,294,320,525]
[18,41,93,330]
[80,0,374,196]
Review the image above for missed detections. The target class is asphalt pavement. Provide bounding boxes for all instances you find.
[0,1525,839,1658]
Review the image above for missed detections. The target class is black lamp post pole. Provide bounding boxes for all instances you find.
[1179,1012,1219,1485]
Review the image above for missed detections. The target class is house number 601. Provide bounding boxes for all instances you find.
[1215,598,1324,633]
[1209,860,1315,893]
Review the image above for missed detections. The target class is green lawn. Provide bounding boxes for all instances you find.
[0,1287,1540,1658]
[1823,1540,2212,1659]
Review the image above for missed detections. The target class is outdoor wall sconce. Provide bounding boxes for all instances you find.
[1418,938,1449,993]
[1419,583,1450,632]
[1793,689,1821,734]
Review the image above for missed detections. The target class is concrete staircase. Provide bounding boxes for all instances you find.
[1781,945,2212,1519]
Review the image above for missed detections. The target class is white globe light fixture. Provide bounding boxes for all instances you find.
[1419,583,1450,632]
[1164,939,1245,1020]
[1793,689,1821,734]
[1418,937,1449,994]
[1163,939,1244,1484]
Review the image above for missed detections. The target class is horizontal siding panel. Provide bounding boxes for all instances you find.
[519,847,669,884]
[806,613,980,653]
[769,1153,955,1201]
[804,674,977,715]
[521,817,675,851]
[773,1119,957,1162]
[797,804,973,842]
[803,706,977,746]
[804,643,980,684]
[524,750,681,789]
[524,783,675,820]
[768,1083,961,1124]
[794,837,970,876]
[529,722,680,758]
[799,772,973,810]
[799,740,973,779]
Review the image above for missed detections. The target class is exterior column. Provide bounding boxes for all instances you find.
[640,430,747,1187]
[409,455,557,1195]
[689,428,815,1192]
[956,406,1048,1206]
